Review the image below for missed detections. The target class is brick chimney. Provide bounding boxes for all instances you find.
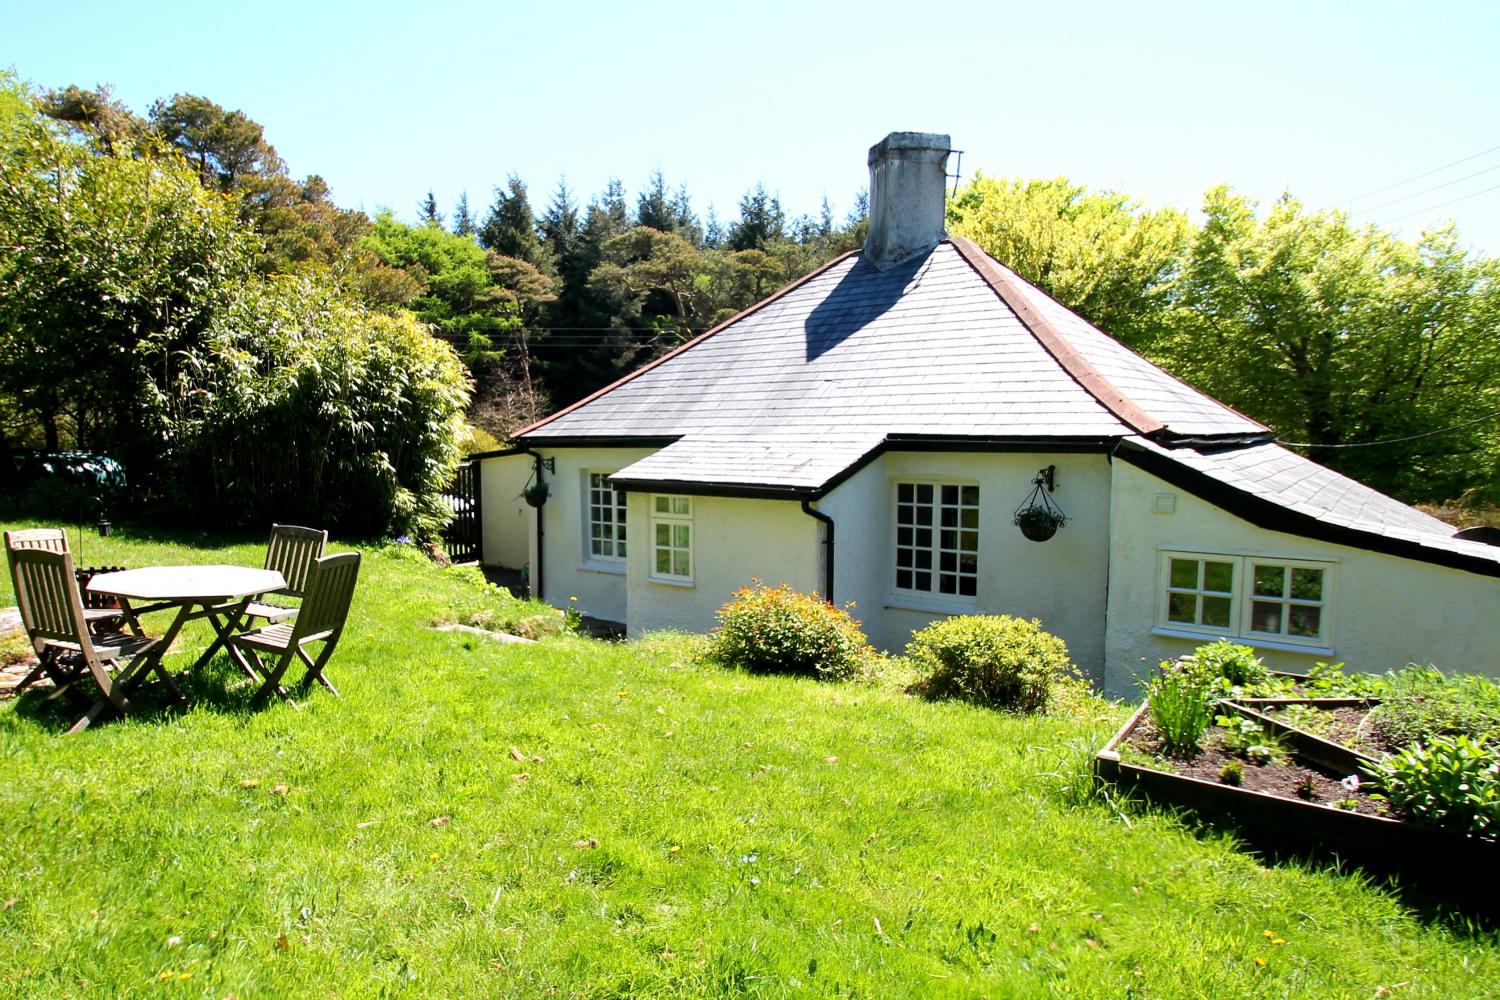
[862,131,951,269]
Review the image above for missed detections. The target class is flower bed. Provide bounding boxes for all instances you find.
[1095,646,1500,887]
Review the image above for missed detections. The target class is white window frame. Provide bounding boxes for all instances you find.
[892,480,980,602]
[583,471,628,567]
[649,494,694,585]
[1155,549,1337,651]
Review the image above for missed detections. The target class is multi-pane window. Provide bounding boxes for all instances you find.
[1159,551,1332,645]
[1248,562,1326,640]
[651,495,692,582]
[1164,556,1235,631]
[895,482,979,597]
[587,472,627,561]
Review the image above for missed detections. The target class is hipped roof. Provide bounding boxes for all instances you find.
[514,238,1499,574]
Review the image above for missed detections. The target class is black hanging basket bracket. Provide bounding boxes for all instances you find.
[1013,465,1067,542]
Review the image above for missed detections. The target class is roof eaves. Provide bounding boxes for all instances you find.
[511,247,865,441]
[1114,438,1500,578]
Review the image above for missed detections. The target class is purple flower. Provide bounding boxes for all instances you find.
[1340,774,1360,793]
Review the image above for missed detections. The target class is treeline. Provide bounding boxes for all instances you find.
[6,80,1497,514]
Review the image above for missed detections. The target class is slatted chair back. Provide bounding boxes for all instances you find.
[263,524,327,598]
[289,552,361,645]
[5,527,69,554]
[9,547,92,653]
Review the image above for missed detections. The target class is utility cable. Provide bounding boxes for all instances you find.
[1342,143,1500,204]
[1355,162,1500,215]
[1278,411,1500,449]
[1376,182,1500,226]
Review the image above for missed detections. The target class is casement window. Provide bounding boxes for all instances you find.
[585,472,628,562]
[895,482,979,598]
[650,495,693,582]
[1159,551,1333,646]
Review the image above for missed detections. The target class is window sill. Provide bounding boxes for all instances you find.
[579,562,626,576]
[648,576,695,589]
[885,594,978,616]
[1149,626,1335,658]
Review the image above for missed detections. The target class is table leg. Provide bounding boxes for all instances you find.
[193,599,260,680]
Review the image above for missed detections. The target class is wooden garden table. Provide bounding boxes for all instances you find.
[87,565,286,679]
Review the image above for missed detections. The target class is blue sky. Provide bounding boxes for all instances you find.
[8,0,1500,252]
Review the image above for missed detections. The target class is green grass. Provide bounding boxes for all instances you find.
[2,519,1499,997]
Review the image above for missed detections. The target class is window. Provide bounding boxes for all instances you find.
[650,495,693,582]
[586,472,627,562]
[1158,551,1333,646]
[895,482,979,597]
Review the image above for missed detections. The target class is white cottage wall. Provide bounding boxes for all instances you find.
[477,453,532,568]
[527,447,655,623]
[1105,460,1500,696]
[819,451,1112,681]
[624,494,820,637]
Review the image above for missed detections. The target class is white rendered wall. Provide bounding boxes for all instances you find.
[625,494,820,637]
[1105,460,1500,696]
[528,447,655,623]
[820,451,1113,683]
[477,453,532,568]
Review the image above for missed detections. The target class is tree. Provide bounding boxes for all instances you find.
[419,189,442,227]
[149,93,281,192]
[452,191,476,236]
[0,83,254,466]
[947,173,1189,349]
[479,175,547,269]
[38,84,148,153]
[1160,189,1500,502]
[728,183,785,251]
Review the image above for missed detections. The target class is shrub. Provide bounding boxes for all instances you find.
[906,615,1073,712]
[1370,666,1500,746]
[1146,660,1216,755]
[708,582,872,681]
[1193,640,1267,688]
[1365,735,1500,837]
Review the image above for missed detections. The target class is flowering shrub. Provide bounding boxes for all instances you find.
[1365,735,1500,837]
[907,615,1073,713]
[708,582,872,681]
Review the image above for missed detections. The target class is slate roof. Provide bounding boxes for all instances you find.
[514,237,1496,570]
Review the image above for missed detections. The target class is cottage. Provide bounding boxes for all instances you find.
[477,132,1500,694]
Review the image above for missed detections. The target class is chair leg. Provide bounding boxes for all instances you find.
[249,649,298,708]
[295,643,341,697]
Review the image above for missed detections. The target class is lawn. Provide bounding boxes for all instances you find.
[2,519,1498,997]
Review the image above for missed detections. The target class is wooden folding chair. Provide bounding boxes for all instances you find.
[7,547,178,733]
[241,524,328,626]
[230,552,360,705]
[5,529,128,637]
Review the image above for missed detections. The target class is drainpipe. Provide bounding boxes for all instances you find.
[519,448,548,601]
[800,497,835,603]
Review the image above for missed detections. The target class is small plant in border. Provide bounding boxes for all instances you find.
[1193,639,1267,688]
[1146,660,1215,756]
[1364,734,1500,837]
[708,580,872,681]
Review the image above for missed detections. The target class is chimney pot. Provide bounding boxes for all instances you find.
[863,131,951,269]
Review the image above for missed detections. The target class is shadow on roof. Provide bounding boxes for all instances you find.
[803,249,930,362]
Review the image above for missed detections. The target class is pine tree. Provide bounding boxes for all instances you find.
[419,189,442,227]
[728,184,786,251]
[479,175,545,267]
[452,191,476,236]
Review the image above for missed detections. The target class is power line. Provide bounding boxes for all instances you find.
[1376,181,1500,226]
[1278,411,1500,450]
[1356,162,1500,215]
[1342,143,1500,205]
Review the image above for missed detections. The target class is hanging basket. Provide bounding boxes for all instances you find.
[523,481,550,508]
[1013,466,1067,542]
[1014,505,1065,542]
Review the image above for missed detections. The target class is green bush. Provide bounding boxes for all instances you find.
[1365,735,1500,837]
[1370,666,1500,746]
[1146,661,1216,755]
[1193,640,1267,688]
[906,615,1073,712]
[708,582,872,681]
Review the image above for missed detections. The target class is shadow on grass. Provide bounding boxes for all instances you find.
[5,653,302,734]
[1110,792,1500,932]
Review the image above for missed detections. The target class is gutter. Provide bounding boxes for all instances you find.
[800,498,836,603]
[516,448,549,600]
